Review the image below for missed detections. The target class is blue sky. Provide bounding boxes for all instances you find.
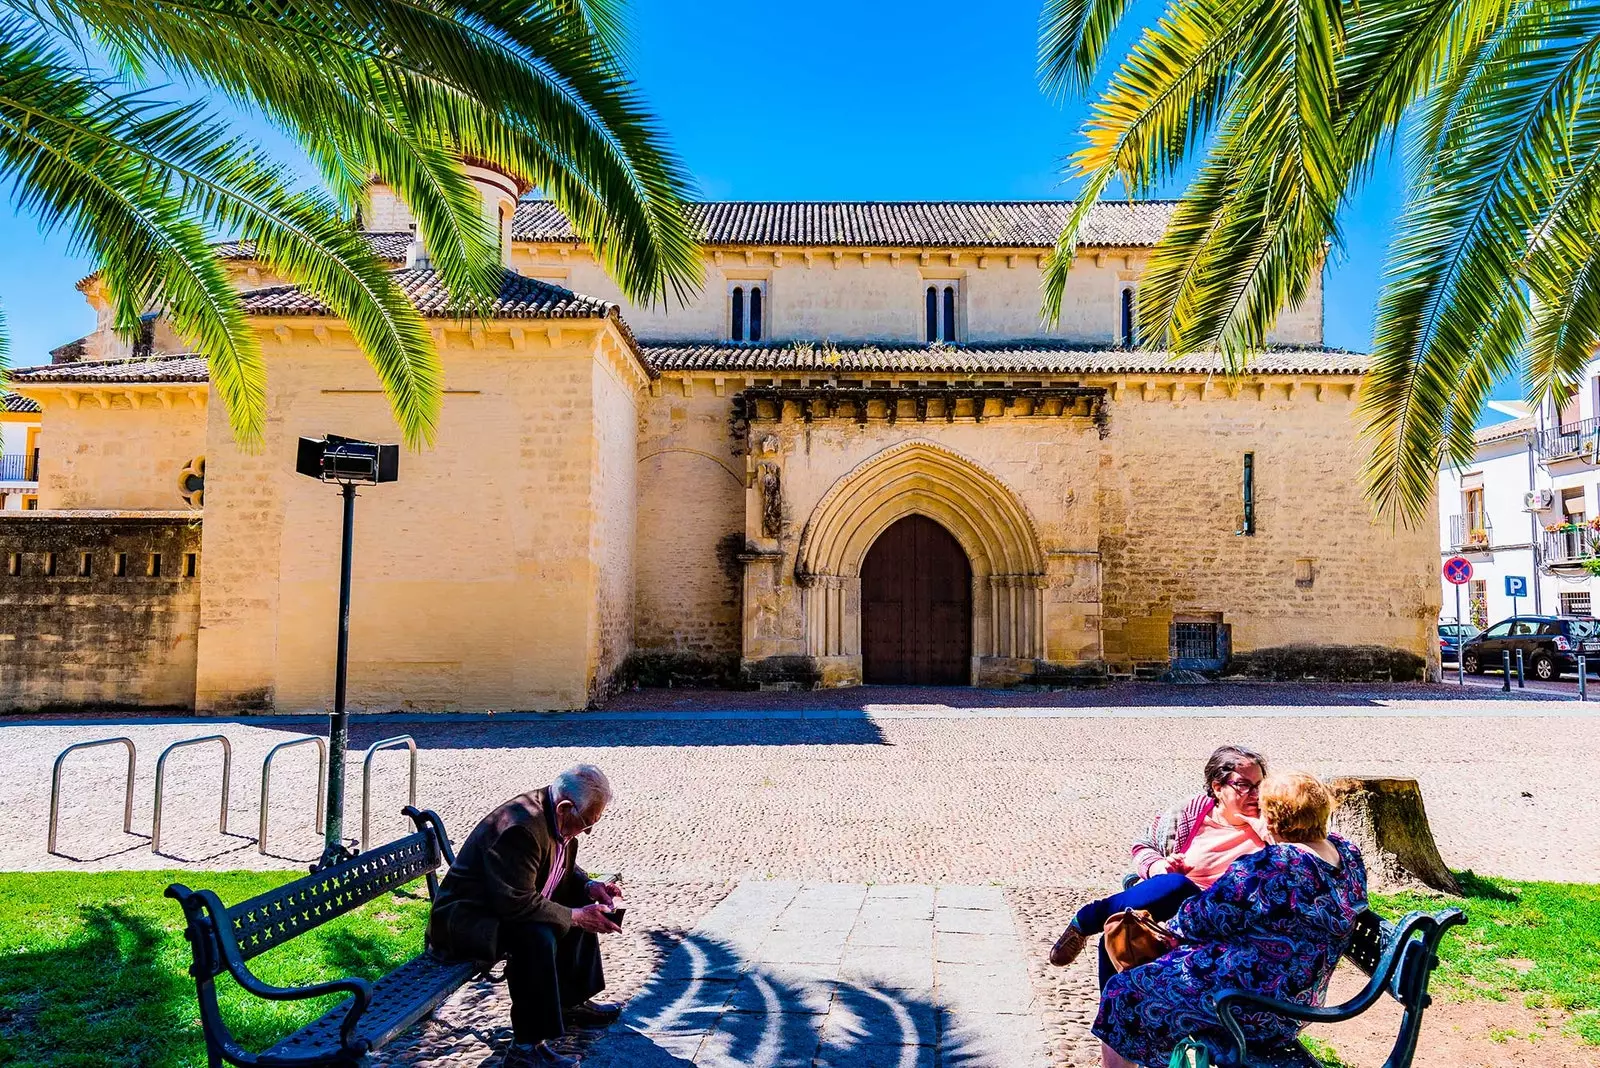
[0,0,1520,414]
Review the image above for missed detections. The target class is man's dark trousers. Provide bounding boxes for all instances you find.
[502,921,606,1044]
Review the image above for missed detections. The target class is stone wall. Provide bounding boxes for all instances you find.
[0,512,201,709]
[33,392,206,511]
[630,371,1437,683]
[516,245,1324,349]
[634,382,745,659]
[1098,379,1440,671]
[193,317,646,713]
[589,335,639,700]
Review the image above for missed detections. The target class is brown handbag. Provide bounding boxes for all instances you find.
[1102,908,1178,972]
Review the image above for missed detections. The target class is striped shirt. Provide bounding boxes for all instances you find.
[1129,792,1216,880]
[542,836,572,900]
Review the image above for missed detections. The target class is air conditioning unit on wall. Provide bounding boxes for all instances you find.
[1525,489,1555,510]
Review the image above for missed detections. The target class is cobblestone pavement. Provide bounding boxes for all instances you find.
[5,688,1597,881]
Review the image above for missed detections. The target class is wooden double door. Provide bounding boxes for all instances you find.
[861,515,973,685]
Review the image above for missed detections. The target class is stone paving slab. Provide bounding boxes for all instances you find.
[598,881,1048,1067]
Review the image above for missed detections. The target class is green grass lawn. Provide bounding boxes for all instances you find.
[0,870,1595,1066]
[0,870,432,1067]
[1376,872,1600,1045]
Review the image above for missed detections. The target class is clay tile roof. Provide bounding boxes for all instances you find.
[1473,415,1534,445]
[7,352,210,384]
[2,391,40,413]
[638,342,1369,376]
[514,199,1176,249]
[213,231,415,263]
[239,267,620,322]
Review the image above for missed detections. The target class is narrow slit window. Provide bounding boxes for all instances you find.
[1120,287,1136,346]
[43,552,56,577]
[147,552,162,578]
[113,552,127,577]
[942,285,957,342]
[184,552,198,578]
[925,286,938,342]
[749,286,763,342]
[79,552,92,577]
[1241,452,1256,536]
[731,286,745,342]
[7,553,19,577]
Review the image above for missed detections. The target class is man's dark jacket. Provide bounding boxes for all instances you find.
[429,787,590,963]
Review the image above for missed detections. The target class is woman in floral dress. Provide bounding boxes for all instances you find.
[1093,771,1368,1067]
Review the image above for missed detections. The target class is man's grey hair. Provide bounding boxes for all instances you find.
[552,764,613,813]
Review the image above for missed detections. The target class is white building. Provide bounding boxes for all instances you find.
[0,392,39,510]
[1438,380,1600,627]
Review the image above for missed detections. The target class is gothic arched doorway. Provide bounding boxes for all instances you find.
[860,514,973,684]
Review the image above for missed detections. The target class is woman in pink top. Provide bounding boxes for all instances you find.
[1049,745,1268,988]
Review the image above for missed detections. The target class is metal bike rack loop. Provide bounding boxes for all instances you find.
[360,735,417,852]
[259,736,327,854]
[48,737,137,855]
[152,734,232,854]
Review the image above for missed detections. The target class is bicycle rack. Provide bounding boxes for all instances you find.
[258,736,327,855]
[361,735,417,852]
[152,734,232,854]
[48,737,137,855]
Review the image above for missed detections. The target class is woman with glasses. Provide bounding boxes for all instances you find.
[1049,745,1268,987]
[1094,772,1367,1068]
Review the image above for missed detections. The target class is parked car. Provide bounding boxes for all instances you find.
[1438,622,1479,663]
[1460,616,1600,680]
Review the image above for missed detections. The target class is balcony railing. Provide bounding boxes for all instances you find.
[1449,513,1493,551]
[1536,417,1600,462]
[1542,526,1600,566]
[0,451,37,482]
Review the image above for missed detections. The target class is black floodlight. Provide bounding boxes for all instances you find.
[296,434,398,485]
[295,432,399,869]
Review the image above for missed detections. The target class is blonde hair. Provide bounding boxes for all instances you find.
[1260,771,1333,844]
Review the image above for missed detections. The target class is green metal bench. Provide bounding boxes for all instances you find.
[1209,907,1465,1068]
[167,806,470,1066]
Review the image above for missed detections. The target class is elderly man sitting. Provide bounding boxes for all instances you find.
[429,764,624,1067]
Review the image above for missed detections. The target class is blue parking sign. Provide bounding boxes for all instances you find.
[1505,575,1528,597]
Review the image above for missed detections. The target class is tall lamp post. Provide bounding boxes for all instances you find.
[296,434,398,869]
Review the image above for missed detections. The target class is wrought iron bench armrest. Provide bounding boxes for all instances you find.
[1206,911,1438,1066]
[167,885,375,1065]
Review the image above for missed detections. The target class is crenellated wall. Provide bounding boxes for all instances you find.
[0,512,202,709]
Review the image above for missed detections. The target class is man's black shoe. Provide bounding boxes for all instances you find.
[565,998,623,1028]
[502,1040,580,1066]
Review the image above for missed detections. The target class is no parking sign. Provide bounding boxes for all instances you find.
[1443,557,1473,585]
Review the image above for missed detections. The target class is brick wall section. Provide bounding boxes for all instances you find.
[634,385,745,658]
[0,512,201,709]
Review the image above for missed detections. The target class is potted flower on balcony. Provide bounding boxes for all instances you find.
[1467,526,1490,546]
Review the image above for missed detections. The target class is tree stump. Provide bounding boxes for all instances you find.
[1327,777,1462,894]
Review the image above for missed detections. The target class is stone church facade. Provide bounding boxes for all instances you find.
[0,172,1441,712]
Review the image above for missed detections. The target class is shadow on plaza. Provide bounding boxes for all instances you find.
[580,931,986,1068]
[341,717,893,751]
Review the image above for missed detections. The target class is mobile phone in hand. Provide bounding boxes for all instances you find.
[608,907,626,928]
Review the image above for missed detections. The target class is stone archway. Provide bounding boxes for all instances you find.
[795,441,1048,682]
